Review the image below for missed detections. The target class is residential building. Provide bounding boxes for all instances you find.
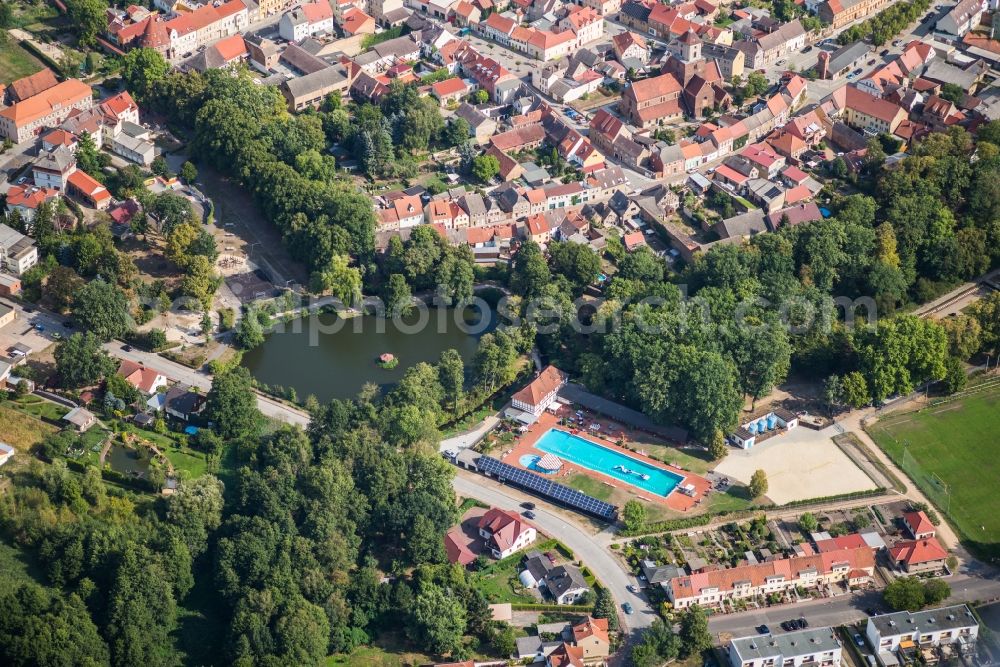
[667,545,875,609]
[478,507,537,558]
[0,78,94,142]
[889,537,949,573]
[454,103,497,143]
[164,0,250,59]
[571,616,610,664]
[5,186,59,224]
[620,72,683,128]
[5,68,59,104]
[728,627,843,667]
[0,224,38,276]
[187,33,249,71]
[164,384,206,421]
[903,510,936,539]
[612,31,648,64]
[734,19,805,69]
[430,77,470,105]
[936,0,983,38]
[703,42,745,80]
[817,41,871,79]
[283,63,355,110]
[278,2,335,41]
[32,147,76,190]
[0,303,13,329]
[544,564,590,605]
[511,365,568,415]
[818,0,895,30]
[841,86,907,135]
[63,407,97,432]
[118,360,169,395]
[865,605,978,664]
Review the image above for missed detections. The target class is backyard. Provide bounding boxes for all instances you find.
[868,382,1000,558]
[0,403,58,450]
[470,538,577,605]
[0,34,43,83]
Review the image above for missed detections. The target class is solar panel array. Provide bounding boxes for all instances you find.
[476,456,618,521]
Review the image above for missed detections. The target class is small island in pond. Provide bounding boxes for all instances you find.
[376,353,398,369]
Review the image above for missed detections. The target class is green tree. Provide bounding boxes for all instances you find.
[0,583,110,666]
[884,576,927,611]
[443,117,471,146]
[679,605,712,657]
[841,371,871,409]
[234,307,265,350]
[510,241,550,298]
[940,355,967,395]
[438,348,465,415]
[592,585,620,631]
[206,367,263,440]
[166,475,225,558]
[471,154,500,183]
[180,161,198,184]
[799,512,818,533]
[45,265,85,312]
[622,499,646,532]
[55,332,116,388]
[383,273,412,316]
[74,279,133,341]
[549,241,602,294]
[922,578,951,605]
[311,254,362,304]
[106,543,178,667]
[67,0,108,46]
[410,584,467,656]
[749,469,768,498]
[972,292,1000,353]
[473,332,518,393]
[708,429,728,460]
[121,47,170,101]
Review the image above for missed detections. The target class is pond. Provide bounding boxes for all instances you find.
[241,306,496,403]
[106,443,151,478]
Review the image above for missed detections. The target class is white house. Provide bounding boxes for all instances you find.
[866,605,979,666]
[0,224,39,276]
[278,2,335,42]
[511,365,567,415]
[728,628,843,667]
[478,507,537,558]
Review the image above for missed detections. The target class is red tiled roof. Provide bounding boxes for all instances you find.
[214,34,248,61]
[100,91,138,119]
[67,170,111,204]
[623,230,646,251]
[431,77,468,97]
[301,0,333,22]
[572,617,609,645]
[845,86,905,124]
[9,69,59,101]
[626,72,681,104]
[6,185,59,209]
[903,510,935,537]
[814,532,867,553]
[890,537,948,566]
[511,365,566,408]
[0,79,92,126]
[116,359,164,393]
[478,507,532,552]
[444,529,477,566]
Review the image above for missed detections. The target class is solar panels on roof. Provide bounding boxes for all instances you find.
[476,456,618,521]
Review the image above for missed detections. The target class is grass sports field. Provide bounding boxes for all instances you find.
[868,382,1000,558]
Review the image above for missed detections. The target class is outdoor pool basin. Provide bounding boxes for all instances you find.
[533,429,684,496]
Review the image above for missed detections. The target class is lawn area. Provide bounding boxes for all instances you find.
[163,447,208,478]
[0,405,57,450]
[566,472,614,501]
[326,632,431,667]
[470,538,563,604]
[0,34,44,83]
[1,395,69,422]
[642,442,715,475]
[868,384,1000,558]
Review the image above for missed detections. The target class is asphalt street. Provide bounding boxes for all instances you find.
[452,472,656,633]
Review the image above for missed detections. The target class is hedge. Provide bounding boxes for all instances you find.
[511,603,594,612]
[619,488,889,537]
[18,38,63,74]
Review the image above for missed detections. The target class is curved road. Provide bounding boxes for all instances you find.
[452,473,656,633]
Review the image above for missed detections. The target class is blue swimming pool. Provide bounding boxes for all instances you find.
[534,429,684,496]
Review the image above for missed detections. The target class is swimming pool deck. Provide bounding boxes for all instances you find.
[502,411,712,512]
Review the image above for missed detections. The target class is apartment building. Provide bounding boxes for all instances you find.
[818,0,895,30]
[278,1,335,42]
[865,605,978,666]
[728,628,843,667]
[164,0,249,58]
[0,224,39,276]
[667,546,874,609]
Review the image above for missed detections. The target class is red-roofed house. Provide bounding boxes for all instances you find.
[903,511,936,540]
[165,0,249,58]
[547,643,586,667]
[623,230,647,252]
[117,359,168,395]
[279,1,334,42]
[668,546,875,609]
[478,507,537,558]
[889,537,948,574]
[339,7,376,36]
[512,365,567,415]
[444,530,478,566]
[5,185,60,222]
[843,86,907,135]
[430,77,470,105]
[571,616,610,662]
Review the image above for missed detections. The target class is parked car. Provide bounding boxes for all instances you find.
[122,344,133,352]
[802,45,812,53]
[523,510,536,519]
[622,603,634,614]
[798,618,809,629]
[521,502,536,510]
[867,59,876,65]
[757,624,771,635]
[781,621,796,631]
[854,633,865,647]
[627,584,638,593]
[880,49,890,56]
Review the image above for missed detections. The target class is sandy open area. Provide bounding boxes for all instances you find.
[714,426,877,504]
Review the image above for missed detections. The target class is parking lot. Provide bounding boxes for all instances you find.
[0,299,69,359]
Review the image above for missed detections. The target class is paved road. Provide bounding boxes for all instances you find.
[452,472,655,633]
[439,415,500,453]
[103,340,309,427]
[709,572,1000,637]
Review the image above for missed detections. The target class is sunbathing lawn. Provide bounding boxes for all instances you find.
[868,384,1000,558]
[565,472,614,502]
[0,34,43,84]
[0,405,57,450]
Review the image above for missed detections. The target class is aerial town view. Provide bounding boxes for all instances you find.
[1,0,1000,663]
